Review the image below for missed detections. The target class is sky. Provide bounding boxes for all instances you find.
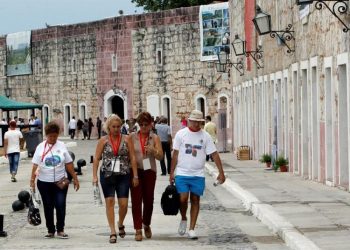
[0,0,144,36]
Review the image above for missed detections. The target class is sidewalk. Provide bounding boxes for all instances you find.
[206,153,350,250]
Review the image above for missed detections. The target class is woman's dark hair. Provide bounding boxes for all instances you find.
[137,111,153,125]
[45,121,60,135]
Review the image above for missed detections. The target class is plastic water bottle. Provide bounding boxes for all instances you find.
[93,185,103,206]
[213,180,221,187]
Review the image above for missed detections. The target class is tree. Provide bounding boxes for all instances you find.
[131,0,217,12]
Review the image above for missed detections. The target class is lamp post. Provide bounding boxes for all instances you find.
[216,50,244,76]
[232,35,263,69]
[252,5,295,53]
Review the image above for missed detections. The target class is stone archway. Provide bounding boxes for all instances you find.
[111,95,124,119]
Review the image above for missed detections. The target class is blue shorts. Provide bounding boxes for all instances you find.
[175,176,205,196]
[100,171,130,198]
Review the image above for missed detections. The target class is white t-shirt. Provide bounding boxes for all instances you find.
[32,140,73,182]
[173,127,216,177]
[68,119,77,129]
[4,129,23,154]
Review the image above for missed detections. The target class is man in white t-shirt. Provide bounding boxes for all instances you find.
[170,110,225,240]
[4,120,23,182]
[68,116,77,139]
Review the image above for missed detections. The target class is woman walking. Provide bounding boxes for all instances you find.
[130,111,163,241]
[29,121,80,239]
[92,114,138,244]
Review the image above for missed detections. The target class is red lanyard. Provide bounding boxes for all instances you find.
[41,141,54,162]
[109,134,121,156]
[139,133,148,155]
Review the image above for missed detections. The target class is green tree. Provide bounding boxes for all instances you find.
[132,0,216,12]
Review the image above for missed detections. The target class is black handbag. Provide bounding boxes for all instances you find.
[161,183,180,216]
[27,193,41,226]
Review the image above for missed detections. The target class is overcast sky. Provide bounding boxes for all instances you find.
[0,0,144,35]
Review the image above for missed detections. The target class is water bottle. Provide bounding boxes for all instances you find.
[93,185,103,206]
[213,180,221,187]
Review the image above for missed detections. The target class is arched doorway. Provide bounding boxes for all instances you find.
[111,96,124,119]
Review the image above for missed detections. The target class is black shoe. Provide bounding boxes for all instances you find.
[161,173,166,176]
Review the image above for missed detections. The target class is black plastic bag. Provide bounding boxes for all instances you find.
[161,184,180,216]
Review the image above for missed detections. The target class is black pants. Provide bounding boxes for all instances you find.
[37,180,68,234]
[160,141,172,175]
[69,129,75,139]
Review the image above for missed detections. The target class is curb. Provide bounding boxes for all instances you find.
[205,163,320,250]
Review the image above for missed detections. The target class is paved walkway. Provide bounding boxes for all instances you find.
[206,154,350,250]
[0,139,288,250]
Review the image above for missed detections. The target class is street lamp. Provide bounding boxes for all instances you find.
[217,50,244,76]
[198,74,215,91]
[252,5,295,53]
[4,87,12,98]
[232,35,264,69]
[296,0,349,32]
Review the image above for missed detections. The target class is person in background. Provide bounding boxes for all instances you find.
[4,120,23,182]
[29,114,35,130]
[155,117,172,175]
[29,121,80,239]
[130,112,163,241]
[101,117,108,136]
[88,117,94,140]
[204,115,217,161]
[82,119,89,140]
[180,115,187,128]
[68,116,77,140]
[96,117,102,139]
[92,114,139,244]
[0,118,7,125]
[34,116,42,130]
[170,110,225,240]
[121,119,129,135]
[76,119,84,140]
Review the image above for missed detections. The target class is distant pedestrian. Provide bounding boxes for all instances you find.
[155,117,172,175]
[180,115,187,128]
[29,121,80,239]
[82,119,89,140]
[96,117,102,139]
[4,120,23,182]
[88,117,94,140]
[130,111,163,241]
[101,117,107,136]
[76,119,84,140]
[92,114,138,244]
[170,110,225,239]
[68,116,77,139]
[204,115,217,161]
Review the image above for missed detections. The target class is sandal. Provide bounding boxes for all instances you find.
[118,224,126,238]
[57,232,69,239]
[135,229,142,241]
[44,233,54,239]
[109,234,117,244]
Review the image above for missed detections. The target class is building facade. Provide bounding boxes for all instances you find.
[230,0,350,190]
[0,5,233,151]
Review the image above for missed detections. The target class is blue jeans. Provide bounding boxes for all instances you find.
[8,152,20,174]
[37,180,68,234]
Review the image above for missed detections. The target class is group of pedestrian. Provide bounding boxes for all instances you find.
[68,117,97,140]
[21,109,224,244]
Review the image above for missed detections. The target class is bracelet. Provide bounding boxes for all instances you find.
[133,176,139,179]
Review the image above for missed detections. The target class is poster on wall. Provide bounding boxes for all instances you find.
[6,31,32,76]
[200,2,230,62]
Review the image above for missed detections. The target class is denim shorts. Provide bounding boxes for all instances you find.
[175,176,205,196]
[100,171,130,198]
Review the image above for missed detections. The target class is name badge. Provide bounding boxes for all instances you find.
[112,159,120,173]
[143,158,151,170]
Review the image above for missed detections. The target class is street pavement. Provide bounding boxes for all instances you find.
[206,154,350,250]
[0,138,289,250]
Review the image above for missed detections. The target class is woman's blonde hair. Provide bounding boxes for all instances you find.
[103,114,122,134]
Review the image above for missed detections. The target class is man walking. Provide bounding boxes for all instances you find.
[155,116,172,175]
[96,117,102,139]
[170,110,225,239]
[68,116,77,139]
[204,115,217,161]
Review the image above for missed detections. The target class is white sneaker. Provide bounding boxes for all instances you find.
[187,230,198,240]
[178,220,187,236]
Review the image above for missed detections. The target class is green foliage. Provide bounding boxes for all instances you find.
[259,153,271,163]
[274,156,289,167]
[132,0,216,12]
